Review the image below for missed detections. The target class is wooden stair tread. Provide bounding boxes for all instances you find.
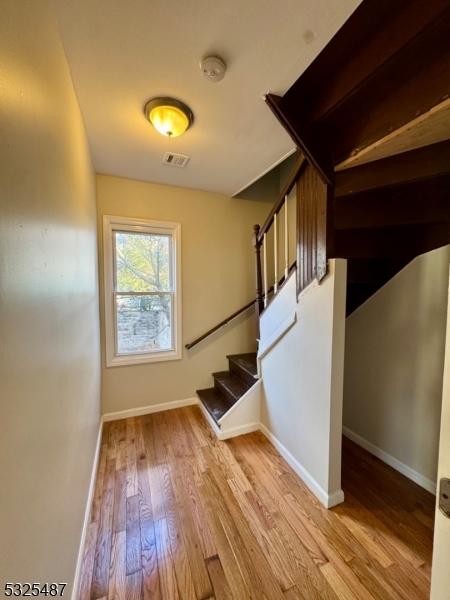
[197,352,257,426]
[227,353,258,378]
[196,387,234,423]
[213,371,251,402]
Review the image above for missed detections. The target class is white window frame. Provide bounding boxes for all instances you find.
[103,215,182,367]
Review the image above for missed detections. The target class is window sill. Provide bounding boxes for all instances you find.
[106,349,182,368]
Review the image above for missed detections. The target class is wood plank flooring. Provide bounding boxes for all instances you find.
[78,406,435,599]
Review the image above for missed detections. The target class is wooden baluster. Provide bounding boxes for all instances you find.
[253,224,263,336]
[284,195,289,280]
[263,233,268,307]
[274,213,278,294]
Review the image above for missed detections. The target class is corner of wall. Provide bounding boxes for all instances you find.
[259,259,347,508]
[328,258,347,495]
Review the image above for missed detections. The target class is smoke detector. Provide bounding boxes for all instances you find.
[200,55,227,82]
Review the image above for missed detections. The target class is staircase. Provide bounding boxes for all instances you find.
[188,51,450,429]
[333,157,450,315]
[196,353,258,424]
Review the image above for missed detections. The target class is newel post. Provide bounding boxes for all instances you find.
[253,224,263,337]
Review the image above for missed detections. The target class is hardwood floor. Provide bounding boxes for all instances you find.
[79,406,435,599]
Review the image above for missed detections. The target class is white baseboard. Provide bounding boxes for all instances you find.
[72,419,103,600]
[102,397,198,422]
[259,423,344,508]
[197,399,344,508]
[343,426,437,495]
[327,488,346,508]
[197,397,259,440]
[220,422,260,440]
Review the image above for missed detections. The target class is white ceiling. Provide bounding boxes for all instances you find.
[55,0,360,195]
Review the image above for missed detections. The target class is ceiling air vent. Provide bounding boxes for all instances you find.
[162,152,190,168]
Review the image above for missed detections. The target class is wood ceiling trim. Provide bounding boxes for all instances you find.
[334,174,450,230]
[267,0,450,172]
[264,93,333,185]
[285,0,450,123]
[335,98,450,171]
[335,139,450,196]
[333,223,450,259]
[327,10,450,164]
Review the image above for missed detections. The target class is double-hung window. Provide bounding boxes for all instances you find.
[103,216,181,366]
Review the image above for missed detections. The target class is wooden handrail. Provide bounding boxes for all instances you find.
[256,153,306,245]
[187,156,306,351]
[185,299,255,350]
[185,261,297,350]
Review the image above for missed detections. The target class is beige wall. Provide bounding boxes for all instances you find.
[0,1,100,593]
[344,246,450,489]
[97,174,269,413]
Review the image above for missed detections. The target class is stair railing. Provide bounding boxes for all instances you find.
[185,266,296,350]
[185,153,307,350]
[253,153,306,323]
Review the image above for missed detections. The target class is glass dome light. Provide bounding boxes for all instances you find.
[144,97,194,138]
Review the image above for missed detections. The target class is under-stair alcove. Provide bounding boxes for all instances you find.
[337,245,450,600]
[342,245,450,495]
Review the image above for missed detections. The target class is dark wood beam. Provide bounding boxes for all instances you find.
[334,174,450,230]
[333,223,450,259]
[335,140,450,197]
[346,258,412,284]
[278,0,450,166]
[325,9,450,163]
[285,0,449,123]
[264,93,333,186]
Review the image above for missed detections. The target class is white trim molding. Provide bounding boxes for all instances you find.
[197,398,259,440]
[259,423,345,508]
[343,426,437,495]
[102,397,198,422]
[258,311,297,359]
[72,420,103,600]
[102,215,182,368]
[196,384,345,508]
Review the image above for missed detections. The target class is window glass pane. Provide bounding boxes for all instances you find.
[116,294,172,354]
[114,231,171,292]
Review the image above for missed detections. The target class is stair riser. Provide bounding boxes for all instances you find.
[196,388,233,424]
[203,400,226,423]
[229,359,256,387]
[214,377,241,405]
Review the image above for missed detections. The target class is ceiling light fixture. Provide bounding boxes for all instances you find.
[144,97,194,138]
